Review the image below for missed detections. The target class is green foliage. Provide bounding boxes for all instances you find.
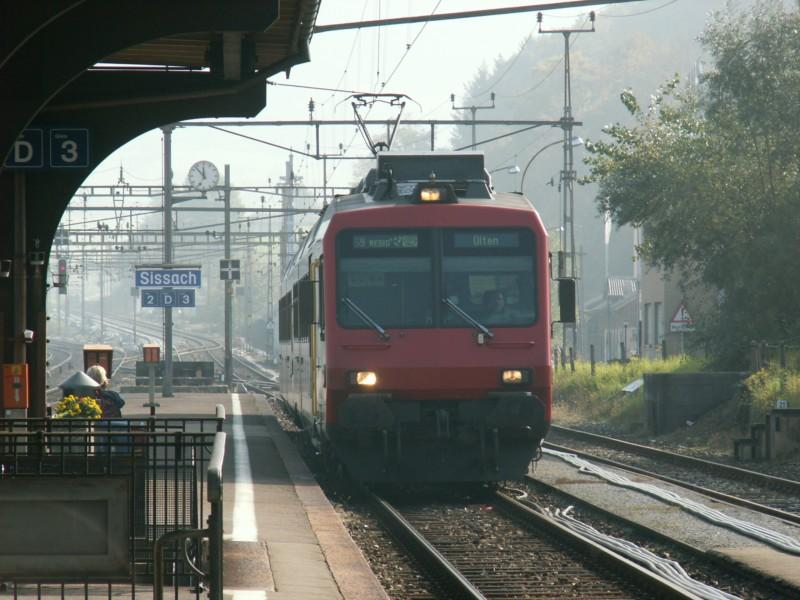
[744,367,800,420]
[554,356,709,427]
[583,1,800,366]
[453,1,738,308]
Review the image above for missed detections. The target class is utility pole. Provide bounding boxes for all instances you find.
[451,92,496,150]
[81,197,86,335]
[64,256,69,331]
[56,248,62,334]
[12,171,27,364]
[538,11,594,357]
[279,155,295,275]
[224,164,233,390]
[99,231,104,340]
[162,124,175,397]
[132,288,137,345]
[266,195,276,361]
[245,218,252,350]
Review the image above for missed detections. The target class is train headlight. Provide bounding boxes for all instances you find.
[501,369,531,385]
[413,183,456,203]
[350,371,378,386]
[419,187,441,202]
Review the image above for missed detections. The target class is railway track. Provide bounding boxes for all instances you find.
[367,488,698,600]
[546,426,800,523]
[45,343,76,396]
[90,312,277,391]
[266,394,796,600]
[45,335,129,390]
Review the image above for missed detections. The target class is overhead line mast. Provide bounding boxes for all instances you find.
[537,10,595,358]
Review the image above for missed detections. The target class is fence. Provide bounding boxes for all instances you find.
[749,341,800,372]
[135,362,216,386]
[0,409,226,600]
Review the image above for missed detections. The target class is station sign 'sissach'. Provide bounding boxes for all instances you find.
[135,266,202,288]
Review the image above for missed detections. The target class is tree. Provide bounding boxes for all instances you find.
[583,1,800,366]
[450,0,741,306]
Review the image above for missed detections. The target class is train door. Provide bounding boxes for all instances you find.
[292,280,302,410]
[308,257,322,417]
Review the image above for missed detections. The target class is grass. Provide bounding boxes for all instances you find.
[553,355,709,431]
[743,366,800,421]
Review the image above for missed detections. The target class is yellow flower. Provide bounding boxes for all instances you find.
[54,394,102,419]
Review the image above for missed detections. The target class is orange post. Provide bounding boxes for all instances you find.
[83,344,113,374]
[2,363,29,409]
[143,344,160,363]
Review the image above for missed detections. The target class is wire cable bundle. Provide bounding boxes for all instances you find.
[545,448,800,555]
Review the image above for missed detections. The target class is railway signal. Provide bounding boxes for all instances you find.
[219,259,240,281]
[57,258,68,295]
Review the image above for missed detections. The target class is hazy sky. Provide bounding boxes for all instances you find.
[82,1,627,203]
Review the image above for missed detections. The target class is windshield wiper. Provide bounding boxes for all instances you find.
[442,298,494,339]
[342,297,390,340]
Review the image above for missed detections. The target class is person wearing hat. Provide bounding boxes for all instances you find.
[86,364,125,418]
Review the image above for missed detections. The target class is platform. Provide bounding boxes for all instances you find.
[123,391,388,600]
[533,451,800,591]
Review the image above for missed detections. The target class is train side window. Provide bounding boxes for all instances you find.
[279,293,291,341]
[299,275,313,340]
[292,282,300,339]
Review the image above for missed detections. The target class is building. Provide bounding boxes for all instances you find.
[584,277,639,361]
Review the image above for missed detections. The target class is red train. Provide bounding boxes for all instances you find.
[278,152,575,482]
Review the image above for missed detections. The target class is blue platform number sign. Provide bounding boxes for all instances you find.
[50,129,89,168]
[4,129,44,168]
[176,290,195,307]
[141,289,195,308]
[141,290,162,308]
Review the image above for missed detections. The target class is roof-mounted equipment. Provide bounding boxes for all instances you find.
[349,93,418,155]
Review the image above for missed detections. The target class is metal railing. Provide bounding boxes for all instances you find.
[749,341,800,371]
[154,430,226,600]
[0,406,227,599]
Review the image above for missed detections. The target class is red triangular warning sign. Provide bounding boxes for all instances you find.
[670,302,695,332]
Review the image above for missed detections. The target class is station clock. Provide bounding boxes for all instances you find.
[188,160,220,191]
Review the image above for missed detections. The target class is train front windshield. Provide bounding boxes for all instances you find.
[337,228,537,329]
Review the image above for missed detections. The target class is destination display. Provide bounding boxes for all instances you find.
[135,267,201,288]
[352,233,419,250]
[453,231,521,249]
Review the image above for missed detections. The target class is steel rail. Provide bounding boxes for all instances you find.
[544,440,800,526]
[523,473,800,599]
[494,490,703,599]
[550,425,800,494]
[368,492,487,600]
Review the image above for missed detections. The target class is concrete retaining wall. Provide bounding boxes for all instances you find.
[735,409,800,460]
[767,409,800,459]
[644,372,746,435]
